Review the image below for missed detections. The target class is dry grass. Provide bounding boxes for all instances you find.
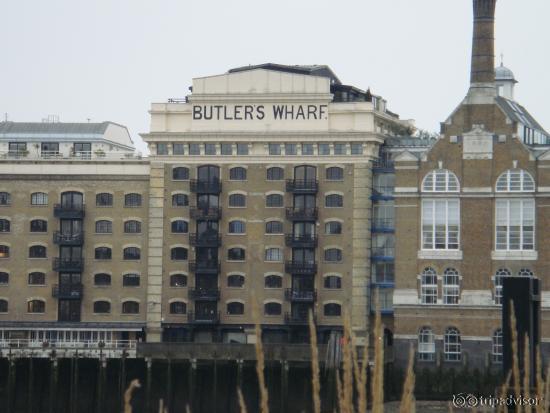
[123,379,141,413]
[309,310,321,413]
[399,346,416,413]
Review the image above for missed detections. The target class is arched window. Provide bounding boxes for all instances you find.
[95,247,112,260]
[325,221,342,235]
[230,167,247,181]
[61,191,83,208]
[227,274,245,288]
[294,165,316,181]
[0,272,8,285]
[0,299,7,313]
[94,273,111,286]
[0,219,10,233]
[418,327,435,361]
[264,302,282,316]
[494,268,510,305]
[229,194,246,207]
[30,219,47,232]
[443,268,460,305]
[0,192,11,206]
[28,272,45,285]
[518,268,534,277]
[267,167,284,181]
[122,301,139,314]
[228,247,245,261]
[172,193,189,207]
[325,194,343,208]
[265,248,283,262]
[324,303,341,316]
[324,275,342,289]
[95,220,112,234]
[326,167,344,181]
[29,245,46,258]
[123,273,140,287]
[324,248,342,262]
[496,199,534,251]
[27,299,45,313]
[444,327,461,361]
[170,274,188,287]
[31,192,48,205]
[124,193,142,207]
[123,247,140,260]
[421,267,438,304]
[422,199,460,250]
[266,194,283,207]
[171,220,189,233]
[492,329,503,363]
[227,301,244,315]
[171,247,188,261]
[265,220,283,234]
[496,169,535,192]
[172,167,190,180]
[96,193,113,207]
[197,165,220,182]
[170,301,187,314]
[228,220,246,234]
[124,220,141,234]
[265,274,282,288]
[94,301,111,314]
[0,245,9,258]
[422,169,460,192]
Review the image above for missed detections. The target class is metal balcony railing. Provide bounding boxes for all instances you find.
[284,234,318,247]
[285,261,317,275]
[52,284,83,299]
[189,261,220,274]
[188,288,220,301]
[285,288,317,302]
[53,258,84,272]
[371,219,395,232]
[53,231,84,245]
[53,203,85,219]
[190,206,222,220]
[285,207,318,221]
[284,312,316,325]
[190,180,222,194]
[189,233,222,247]
[371,247,395,258]
[187,311,220,324]
[286,179,319,193]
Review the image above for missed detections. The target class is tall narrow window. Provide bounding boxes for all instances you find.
[494,268,510,305]
[492,329,503,363]
[495,200,534,250]
[418,327,435,361]
[443,268,460,304]
[420,267,437,304]
[444,327,461,361]
[0,219,10,232]
[0,192,11,206]
[422,200,460,250]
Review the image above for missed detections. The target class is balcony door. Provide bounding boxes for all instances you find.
[294,165,316,181]
[197,165,220,183]
[58,300,81,322]
[61,219,83,236]
[61,191,83,209]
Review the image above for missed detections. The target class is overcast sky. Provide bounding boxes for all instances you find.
[1,0,548,154]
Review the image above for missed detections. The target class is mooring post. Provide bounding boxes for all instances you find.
[146,358,152,413]
[280,360,289,413]
[7,357,16,413]
[72,353,79,413]
[213,359,218,413]
[166,358,172,411]
[48,357,58,413]
[119,355,127,412]
[27,357,34,413]
[96,357,106,413]
[187,358,196,412]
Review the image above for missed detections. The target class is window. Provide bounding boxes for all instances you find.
[8,142,27,156]
[372,262,394,284]
[95,247,112,260]
[326,167,344,181]
[124,220,141,234]
[0,192,11,206]
[170,301,187,314]
[0,299,7,313]
[494,269,510,305]
[122,301,139,314]
[324,248,342,262]
[236,143,248,155]
[422,169,460,192]
[325,194,343,208]
[324,303,341,316]
[29,219,47,232]
[94,301,111,314]
[351,143,363,155]
[227,274,245,288]
[325,221,342,234]
[123,273,140,287]
[230,167,247,180]
[334,143,346,155]
[496,199,534,250]
[266,194,283,207]
[29,245,46,258]
[229,194,246,207]
[157,143,168,155]
[95,220,112,234]
[41,142,59,155]
[374,174,394,196]
[265,274,282,288]
[171,220,188,233]
[324,275,342,289]
[170,274,188,287]
[302,143,314,155]
[269,144,281,155]
[173,143,185,155]
[421,267,438,304]
[125,193,142,207]
[443,268,460,304]
[227,302,244,315]
[171,247,188,261]
[123,247,141,260]
[318,143,330,155]
[518,268,534,277]
[285,144,297,155]
[265,248,283,262]
[266,221,283,234]
[96,193,113,207]
[422,200,460,250]
[496,169,535,192]
[189,143,200,155]
[229,220,246,234]
[221,143,233,155]
[28,272,45,285]
[31,192,48,205]
[172,193,189,207]
[173,167,190,180]
[264,302,282,316]
[492,329,503,363]
[418,327,435,361]
[204,143,216,155]
[267,167,284,180]
[27,299,45,313]
[444,327,461,361]
[94,273,111,286]
[228,247,245,261]
[0,272,8,284]
[0,219,10,232]
[0,245,10,258]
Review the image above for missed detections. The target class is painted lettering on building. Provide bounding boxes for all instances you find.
[192,105,328,121]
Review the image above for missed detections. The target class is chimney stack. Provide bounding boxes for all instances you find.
[469,0,497,99]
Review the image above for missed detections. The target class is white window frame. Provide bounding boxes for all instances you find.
[495,199,535,251]
[422,169,460,192]
[493,268,510,305]
[442,268,460,305]
[444,327,461,362]
[492,329,503,363]
[422,199,460,250]
[495,169,535,192]
[418,327,435,361]
[420,268,438,304]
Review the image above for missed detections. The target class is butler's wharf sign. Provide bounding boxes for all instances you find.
[192,104,328,121]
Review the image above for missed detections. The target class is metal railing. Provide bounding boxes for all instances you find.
[286,179,319,193]
[190,206,222,220]
[188,288,221,300]
[52,284,83,299]
[285,288,317,302]
[187,311,220,324]
[371,247,395,258]
[0,339,136,350]
[285,207,318,221]
[53,231,84,245]
[285,234,318,247]
[189,233,222,247]
[53,258,84,272]
[284,312,316,325]
[189,261,220,274]
[53,203,85,218]
[371,219,395,231]
[285,261,317,275]
[190,180,222,193]
[0,151,142,161]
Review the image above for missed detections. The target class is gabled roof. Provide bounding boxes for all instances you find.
[495,97,549,137]
[0,121,116,135]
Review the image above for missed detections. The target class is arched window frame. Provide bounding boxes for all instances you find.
[226,301,244,315]
[495,169,535,192]
[229,167,247,181]
[264,301,282,316]
[266,167,284,181]
[444,327,461,362]
[169,273,188,287]
[420,267,438,304]
[493,268,510,305]
[172,167,190,181]
[418,327,435,361]
[93,300,111,314]
[228,220,246,234]
[492,329,503,363]
[442,268,460,305]
[422,169,460,192]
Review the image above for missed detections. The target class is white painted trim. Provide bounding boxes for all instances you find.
[417,250,463,260]
[462,187,492,193]
[395,187,418,193]
[491,250,538,261]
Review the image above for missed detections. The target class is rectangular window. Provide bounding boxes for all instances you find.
[157,143,168,155]
[269,144,281,155]
[285,144,297,155]
[422,200,460,250]
[372,288,393,312]
[351,143,363,155]
[173,143,185,155]
[496,199,535,251]
[443,274,460,304]
[41,142,59,157]
[189,143,200,155]
[221,144,233,155]
[302,144,314,155]
[9,142,27,156]
[421,274,438,304]
[236,143,249,155]
[73,143,91,158]
[334,143,346,155]
[318,144,330,155]
[372,262,395,284]
[204,143,216,155]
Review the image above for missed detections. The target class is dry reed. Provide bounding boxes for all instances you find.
[371,293,384,413]
[510,303,522,408]
[308,310,321,413]
[237,387,248,413]
[251,298,269,413]
[399,345,416,413]
[522,334,530,413]
[123,379,141,413]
